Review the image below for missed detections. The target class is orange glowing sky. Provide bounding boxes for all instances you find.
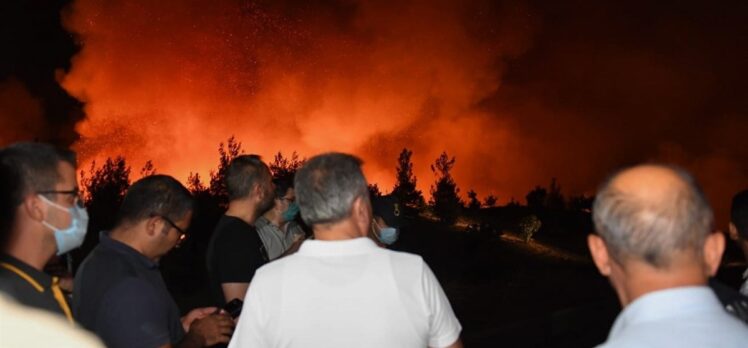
[48,0,747,225]
[60,0,535,202]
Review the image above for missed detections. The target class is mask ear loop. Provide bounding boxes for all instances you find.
[371,218,385,242]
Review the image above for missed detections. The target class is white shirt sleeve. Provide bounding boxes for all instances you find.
[228,277,268,348]
[422,262,462,348]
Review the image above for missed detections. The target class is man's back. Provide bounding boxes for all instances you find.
[598,287,748,348]
[74,233,184,348]
[230,237,461,348]
[206,215,269,306]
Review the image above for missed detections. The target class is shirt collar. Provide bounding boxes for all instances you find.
[98,231,159,269]
[297,237,379,257]
[608,286,721,340]
[0,253,53,288]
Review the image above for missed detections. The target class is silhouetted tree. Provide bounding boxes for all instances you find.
[526,186,547,210]
[139,160,156,178]
[209,136,243,206]
[506,197,521,208]
[568,194,594,212]
[429,151,462,225]
[546,177,565,210]
[467,189,481,211]
[368,183,383,199]
[269,151,304,183]
[483,194,498,208]
[75,156,131,269]
[187,172,208,194]
[392,148,425,210]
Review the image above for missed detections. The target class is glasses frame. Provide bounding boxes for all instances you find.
[37,189,83,207]
[152,214,188,245]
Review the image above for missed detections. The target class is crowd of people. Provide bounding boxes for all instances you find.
[0,141,747,347]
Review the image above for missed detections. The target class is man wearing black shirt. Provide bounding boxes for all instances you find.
[206,155,273,306]
[0,143,84,322]
[74,175,234,348]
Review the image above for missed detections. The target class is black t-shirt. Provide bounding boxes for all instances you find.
[206,215,269,307]
[73,232,185,348]
[0,254,70,318]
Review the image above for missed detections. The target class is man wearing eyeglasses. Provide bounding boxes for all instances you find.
[74,175,234,348]
[0,142,85,322]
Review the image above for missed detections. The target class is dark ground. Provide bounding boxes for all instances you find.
[159,217,746,348]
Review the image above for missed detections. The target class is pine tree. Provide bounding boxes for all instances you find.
[391,148,424,210]
[269,151,304,183]
[467,189,481,210]
[483,194,498,208]
[429,151,462,225]
[208,136,243,206]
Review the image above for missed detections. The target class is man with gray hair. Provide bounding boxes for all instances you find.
[229,153,462,348]
[588,164,748,347]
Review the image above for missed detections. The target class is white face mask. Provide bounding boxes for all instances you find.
[38,195,89,255]
[372,219,399,245]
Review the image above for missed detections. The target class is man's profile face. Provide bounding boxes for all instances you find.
[158,211,192,256]
[258,169,275,213]
[40,161,79,232]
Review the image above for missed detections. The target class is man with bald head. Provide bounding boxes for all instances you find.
[588,164,748,347]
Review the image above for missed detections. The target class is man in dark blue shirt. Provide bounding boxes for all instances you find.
[74,175,233,348]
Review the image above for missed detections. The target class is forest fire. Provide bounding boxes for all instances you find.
[59,0,532,201]
[49,0,747,224]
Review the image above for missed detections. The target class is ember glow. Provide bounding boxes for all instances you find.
[50,0,747,223]
[59,0,536,199]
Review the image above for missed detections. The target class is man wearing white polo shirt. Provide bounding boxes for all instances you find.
[229,153,462,348]
[588,164,748,348]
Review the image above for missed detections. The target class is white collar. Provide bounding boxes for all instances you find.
[608,286,721,340]
[297,237,379,257]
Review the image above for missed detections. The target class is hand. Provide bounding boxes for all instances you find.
[188,313,235,347]
[181,307,219,333]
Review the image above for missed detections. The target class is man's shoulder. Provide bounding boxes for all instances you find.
[383,248,426,266]
[214,215,256,235]
[78,244,131,276]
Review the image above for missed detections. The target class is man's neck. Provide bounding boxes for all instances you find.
[617,261,708,306]
[313,219,363,241]
[4,224,56,271]
[263,209,285,228]
[226,199,260,225]
[109,226,156,261]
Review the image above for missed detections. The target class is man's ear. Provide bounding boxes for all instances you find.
[588,234,612,276]
[703,231,726,277]
[728,223,739,242]
[351,195,372,237]
[145,216,160,237]
[22,195,45,222]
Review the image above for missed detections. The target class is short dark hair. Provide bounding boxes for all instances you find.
[116,175,194,226]
[294,153,368,225]
[226,155,269,201]
[593,165,713,268]
[273,177,294,199]
[731,190,748,239]
[0,142,76,208]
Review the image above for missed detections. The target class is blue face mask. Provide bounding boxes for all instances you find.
[373,220,399,245]
[282,202,300,222]
[38,195,89,255]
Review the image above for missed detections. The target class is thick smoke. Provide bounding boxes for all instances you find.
[0,78,46,143]
[60,0,746,225]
